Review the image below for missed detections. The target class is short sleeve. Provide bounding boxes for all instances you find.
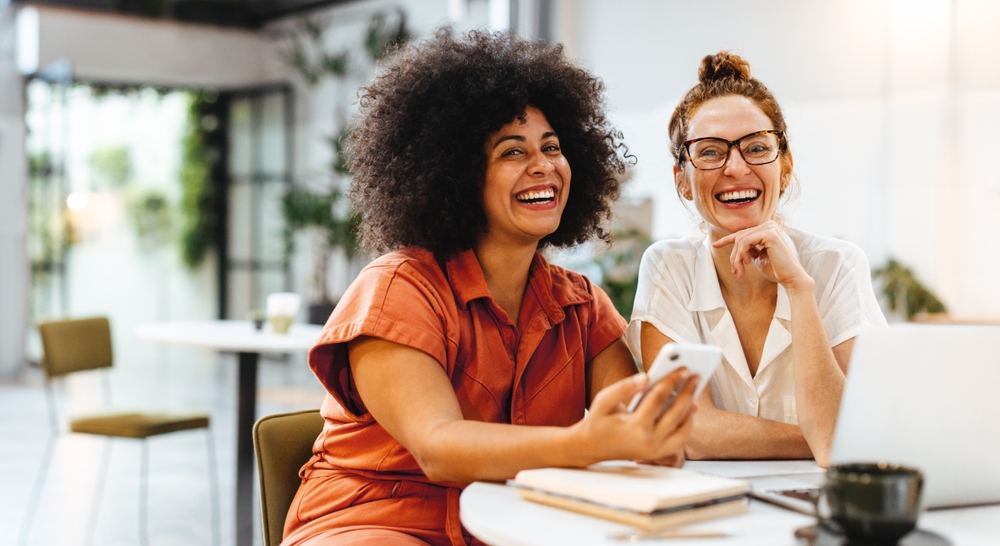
[308,258,454,416]
[583,280,628,363]
[810,241,888,347]
[625,241,702,363]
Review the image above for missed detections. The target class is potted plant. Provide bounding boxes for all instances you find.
[280,10,409,324]
[281,186,359,324]
[872,258,947,321]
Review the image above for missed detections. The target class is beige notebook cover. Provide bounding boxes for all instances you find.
[508,461,750,531]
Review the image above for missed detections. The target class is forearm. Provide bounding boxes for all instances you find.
[686,405,812,460]
[414,420,604,483]
[787,281,845,466]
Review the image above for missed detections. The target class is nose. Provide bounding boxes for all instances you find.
[529,151,555,176]
[721,145,750,176]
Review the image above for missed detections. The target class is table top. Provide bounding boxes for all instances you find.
[461,481,813,546]
[460,461,1000,546]
[134,320,324,353]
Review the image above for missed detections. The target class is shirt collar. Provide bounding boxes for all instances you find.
[446,249,586,325]
[687,230,798,322]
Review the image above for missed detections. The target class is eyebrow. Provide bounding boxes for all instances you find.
[491,132,559,150]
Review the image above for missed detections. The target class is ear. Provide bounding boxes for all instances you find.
[674,165,692,200]
[780,151,794,192]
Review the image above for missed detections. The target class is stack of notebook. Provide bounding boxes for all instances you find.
[507,461,750,531]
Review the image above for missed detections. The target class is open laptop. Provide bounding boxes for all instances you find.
[752,323,1000,512]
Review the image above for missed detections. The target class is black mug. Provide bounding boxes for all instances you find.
[813,462,923,544]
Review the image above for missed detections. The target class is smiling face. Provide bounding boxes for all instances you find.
[675,95,792,239]
[481,106,571,248]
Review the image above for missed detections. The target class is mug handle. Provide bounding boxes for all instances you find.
[809,486,843,535]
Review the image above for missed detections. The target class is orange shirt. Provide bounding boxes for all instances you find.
[283,247,626,546]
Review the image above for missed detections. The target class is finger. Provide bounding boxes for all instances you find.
[632,367,689,422]
[730,236,752,278]
[653,375,700,432]
[590,373,648,416]
[659,414,695,466]
[712,232,737,248]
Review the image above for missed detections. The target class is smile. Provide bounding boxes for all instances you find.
[515,188,555,204]
[716,189,760,204]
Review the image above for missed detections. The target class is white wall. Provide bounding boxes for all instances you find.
[554,0,1000,319]
[0,6,29,378]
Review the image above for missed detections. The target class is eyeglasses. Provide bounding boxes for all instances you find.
[682,130,785,170]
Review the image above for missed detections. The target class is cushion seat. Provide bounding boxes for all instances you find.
[70,412,210,439]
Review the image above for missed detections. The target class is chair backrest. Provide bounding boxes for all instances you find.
[37,317,114,379]
[253,409,324,546]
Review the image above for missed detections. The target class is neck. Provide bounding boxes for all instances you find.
[473,237,538,325]
[710,235,775,302]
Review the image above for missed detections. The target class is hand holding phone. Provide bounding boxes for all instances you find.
[627,342,722,413]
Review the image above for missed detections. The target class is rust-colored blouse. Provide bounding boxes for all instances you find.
[282,247,626,546]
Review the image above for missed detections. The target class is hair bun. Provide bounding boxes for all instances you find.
[698,51,752,83]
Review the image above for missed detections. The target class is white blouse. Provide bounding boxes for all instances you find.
[626,227,886,424]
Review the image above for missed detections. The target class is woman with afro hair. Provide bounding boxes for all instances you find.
[282,30,699,546]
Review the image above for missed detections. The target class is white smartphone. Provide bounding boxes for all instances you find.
[627,342,722,413]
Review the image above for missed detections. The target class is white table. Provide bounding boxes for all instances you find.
[135,320,323,546]
[460,461,1000,546]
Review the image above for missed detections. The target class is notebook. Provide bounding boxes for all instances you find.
[754,324,1000,511]
[508,461,750,531]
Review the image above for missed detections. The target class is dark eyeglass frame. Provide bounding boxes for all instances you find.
[681,130,786,170]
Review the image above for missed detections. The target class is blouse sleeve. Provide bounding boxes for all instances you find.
[625,241,702,363]
[815,243,888,347]
[308,259,453,416]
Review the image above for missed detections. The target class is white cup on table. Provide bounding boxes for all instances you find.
[265,292,301,334]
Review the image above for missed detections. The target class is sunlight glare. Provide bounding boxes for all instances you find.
[66,191,88,211]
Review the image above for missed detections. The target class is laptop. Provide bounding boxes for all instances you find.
[752,324,1000,512]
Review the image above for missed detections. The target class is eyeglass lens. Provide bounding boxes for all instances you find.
[688,132,780,170]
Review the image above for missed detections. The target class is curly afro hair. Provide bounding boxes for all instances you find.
[348,28,628,258]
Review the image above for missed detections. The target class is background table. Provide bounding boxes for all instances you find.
[460,461,1000,546]
[135,320,323,546]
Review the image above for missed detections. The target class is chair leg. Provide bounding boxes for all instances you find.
[139,439,149,546]
[84,437,113,546]
[206,430,221,546]
[17,433,57,546]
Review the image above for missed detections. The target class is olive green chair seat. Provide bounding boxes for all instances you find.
[254,409,324,546]
[70,412,211,439]
[19,317,219,546]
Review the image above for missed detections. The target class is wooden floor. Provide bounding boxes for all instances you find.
[0,342,326,546]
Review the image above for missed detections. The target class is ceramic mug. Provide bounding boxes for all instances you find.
[813,462,923,544]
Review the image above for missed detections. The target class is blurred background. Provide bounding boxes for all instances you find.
[1,0,997,545]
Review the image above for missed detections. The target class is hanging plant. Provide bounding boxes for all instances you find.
[178,91,219,268]
[125,187,173,247]
[364,9,411,61]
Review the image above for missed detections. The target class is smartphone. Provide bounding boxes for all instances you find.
[627,342,722,413]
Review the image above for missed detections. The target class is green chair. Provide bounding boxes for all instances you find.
[20,317,219,546]
[253,409,324,546]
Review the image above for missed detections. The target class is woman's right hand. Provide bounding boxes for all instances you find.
[574,368,699,466]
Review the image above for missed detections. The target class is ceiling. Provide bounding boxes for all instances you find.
[12,0,352,28]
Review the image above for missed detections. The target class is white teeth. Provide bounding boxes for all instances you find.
[516,188,555,203]
[717,189,760,203]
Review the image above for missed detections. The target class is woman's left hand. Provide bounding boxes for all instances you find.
[713,221,811,289]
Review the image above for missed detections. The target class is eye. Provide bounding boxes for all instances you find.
[742,141,773,156]
[500,147,524,157]
[695,144,724,158]
[543,142,561,153]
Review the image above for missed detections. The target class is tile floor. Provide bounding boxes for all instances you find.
[0,340,327,546]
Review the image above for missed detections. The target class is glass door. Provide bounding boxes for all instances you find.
[222,85,293,320]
